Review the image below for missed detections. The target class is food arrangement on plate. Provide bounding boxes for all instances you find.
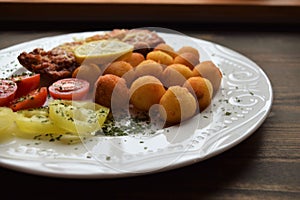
[0,28,222,144]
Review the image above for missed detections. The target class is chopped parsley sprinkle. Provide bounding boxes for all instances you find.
[235,97,241,102]
[225,112,232,116]
[96,114,156,136]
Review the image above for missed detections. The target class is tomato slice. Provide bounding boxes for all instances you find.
[11,73,40,98]
[49,78,90,100]
[9,87,48,111]
[0,79,17,106]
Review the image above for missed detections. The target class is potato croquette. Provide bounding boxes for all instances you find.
[124,52,145,67]
[183,77,213,112]
[72,63,102,87]
[130,76,166,111]
[90,40,222,126]
[154,43,178,58]
[177,46,200,60]
[103,61,133,78]
[146,50,173,66]
[134,60,164,79]
[94,74,129,109]
[121,69,136,87]
[162,64,193,87]
[174,52,200,70]
[159,86,197,124]
[193,61,222,93]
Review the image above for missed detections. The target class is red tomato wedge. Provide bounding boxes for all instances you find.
[0,79,17,106]
[11,73,40,98]
[9,87,48,111]
[48,78,90,100]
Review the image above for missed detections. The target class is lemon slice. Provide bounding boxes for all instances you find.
[74,39,133,64]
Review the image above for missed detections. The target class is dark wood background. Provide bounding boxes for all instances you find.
[0,1,299,199]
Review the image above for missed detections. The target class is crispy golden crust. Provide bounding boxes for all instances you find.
[94,74,129,109]
[130,76,166,111]
[193,61,222,93]
[134,60,164,80]
[162,64,193,87]
[154,43,178,58]
[159,86,197,124]
[183,77,213,112]
[123,52,145,67]
[174,52,200,70]
[103,61,133,78]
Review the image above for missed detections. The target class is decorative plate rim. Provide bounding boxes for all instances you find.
[0,30,273,178]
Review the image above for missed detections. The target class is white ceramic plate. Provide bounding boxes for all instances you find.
[0,30,273,178]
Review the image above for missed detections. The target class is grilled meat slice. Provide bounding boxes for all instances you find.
[17,47,79,83]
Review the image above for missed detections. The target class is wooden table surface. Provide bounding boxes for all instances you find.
[0,26,299,199]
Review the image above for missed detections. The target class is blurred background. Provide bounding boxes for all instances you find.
[0,0,299,31]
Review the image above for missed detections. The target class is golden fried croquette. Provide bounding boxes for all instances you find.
[123,52,145,67]
[130,76,166,111]
[134,60,164,79]
[103,61,133,78]
[177,46,200,60]
[154,43,178,58]
[159,86,197,124]
[183,77,213,112]
[162,64,193,87]
[72,63,102,87]
[173,52,200,70]
[193,61,222,93]
[94,74,129,109]
[121,69,136,87]
[146,50,173,66]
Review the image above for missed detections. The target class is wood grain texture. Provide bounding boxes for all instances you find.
[0,29,299,199]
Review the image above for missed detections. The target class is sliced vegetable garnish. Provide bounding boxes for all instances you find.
[0,107,15,141]
[49,78,90,100]
[9,87,48,111]
[11,73,40,98]
[15,107,67,134]
[49,100,110,134]
[0,79,17,106]
[1,107,80,143]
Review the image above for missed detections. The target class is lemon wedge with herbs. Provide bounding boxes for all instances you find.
[74,39,133,64]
